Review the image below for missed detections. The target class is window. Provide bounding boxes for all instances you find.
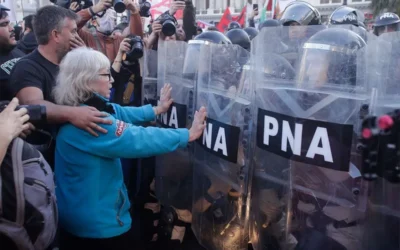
[320,0,329,4]
[352,0,362,2]
[332,0,342,3]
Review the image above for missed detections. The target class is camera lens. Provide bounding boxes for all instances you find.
[162,20,176,36]
[141,1,151,12]
[113,0,126,13]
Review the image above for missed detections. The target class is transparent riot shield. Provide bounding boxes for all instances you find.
[360,32,400,250]
[141,48,158,106]
[154,40,195,211]
[249,26,371,250]
[191,43,252,250]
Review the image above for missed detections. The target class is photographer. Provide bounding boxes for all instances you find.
[0,98,30,165]
[76,0,144,61]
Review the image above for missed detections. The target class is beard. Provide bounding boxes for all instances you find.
[55,43,70,63]
[0,35,16,54]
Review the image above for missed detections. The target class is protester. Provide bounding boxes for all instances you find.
[76,0,143,61]
[0,4,25,101]
[17,14,38,54]
[52,47,207,250]
[9,5,111,167]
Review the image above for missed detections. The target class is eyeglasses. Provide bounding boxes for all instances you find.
[98,73,111,81]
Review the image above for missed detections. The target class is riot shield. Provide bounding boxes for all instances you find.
[191,43,252,250]
[250,26,370,250]
[154,40,195,210]
[141,48,158,106]
[360,32,400,250]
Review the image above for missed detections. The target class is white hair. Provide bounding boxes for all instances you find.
[53,47,110,106]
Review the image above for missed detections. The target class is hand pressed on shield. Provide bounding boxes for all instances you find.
[188,106,207,142]
[155,83,173,115]
[69,106,113,137]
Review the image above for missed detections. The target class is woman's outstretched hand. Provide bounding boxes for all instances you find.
[189,106,207,142]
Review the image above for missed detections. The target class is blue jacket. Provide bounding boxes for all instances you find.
[55,101,189,238]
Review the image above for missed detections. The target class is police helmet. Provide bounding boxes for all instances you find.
[244,27,259,40]
[228,21,241,31]
[226,29,251,50]
[280,1,321,26]
[373,12,400,36]
[298,28,366,87]
[192,31,232,45]
[329,6,365,27]
[258,19,281,31]
[184,31,232,78]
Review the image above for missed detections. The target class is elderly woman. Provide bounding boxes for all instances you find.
[53,47,206,250]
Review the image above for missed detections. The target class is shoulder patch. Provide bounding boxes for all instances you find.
[115,120,128,137]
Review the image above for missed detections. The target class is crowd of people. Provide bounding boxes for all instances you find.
[0,0,399,250]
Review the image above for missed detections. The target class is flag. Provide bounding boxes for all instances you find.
[216,8,232,32]
[259,0,268,22]
[232,6,247,27]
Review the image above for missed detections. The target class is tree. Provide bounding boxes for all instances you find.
[370,0,400,16]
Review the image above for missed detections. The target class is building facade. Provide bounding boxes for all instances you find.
[193,0,373,25]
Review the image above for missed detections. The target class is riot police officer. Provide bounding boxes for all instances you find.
[226,28,251,51]
[279,1,324,65]
[155,30,232,250]
[244,27,259,40]
[329,6,365,28]
[227,21,241,31]
[373,12,400,36]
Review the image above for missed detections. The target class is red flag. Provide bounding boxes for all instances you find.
[217,8,233,32]
[232,6,247,27]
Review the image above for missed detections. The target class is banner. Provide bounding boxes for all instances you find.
[1,0,16,22]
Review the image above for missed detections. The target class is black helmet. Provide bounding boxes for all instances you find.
[184,31,232,78]
[258,19,281,31]
[244,27,259,40]
[329,6,365,27]
[192,31,232,45]
[228,21,241,31]
[298,28,366,86]
[226,29,251,50]
[373,12,400,36]
[280,1,321,26]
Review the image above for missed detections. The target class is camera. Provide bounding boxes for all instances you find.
[139,0,151,17]
[123,35,144,62]
[0,101,47,124]
[113,0,126,13]
[156,13,177,36]
[70,0,93,12]
[50,0,92,12]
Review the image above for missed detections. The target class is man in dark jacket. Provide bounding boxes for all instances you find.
[0,4,25,101]
[17,15,38,54]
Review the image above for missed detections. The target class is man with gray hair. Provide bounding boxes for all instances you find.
[8,5,112,167]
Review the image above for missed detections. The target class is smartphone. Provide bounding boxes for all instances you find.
[253,4,258,10]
